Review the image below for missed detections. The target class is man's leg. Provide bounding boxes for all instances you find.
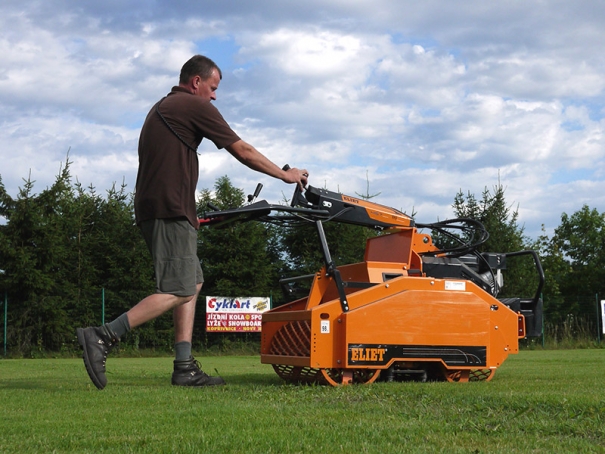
[77,218,196,389]
[173,283,201,361]
[128,293,192,329]
[174,283,201,344]
[77,218,223,388]
[172,232,204,363]
[76,292,191,390]
[171,285,225,387]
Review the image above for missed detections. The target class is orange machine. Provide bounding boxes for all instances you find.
[203,184,544,385]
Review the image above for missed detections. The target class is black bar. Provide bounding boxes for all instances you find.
[315,220,349,312]
[504,250,545,310]
[278,274,316,285]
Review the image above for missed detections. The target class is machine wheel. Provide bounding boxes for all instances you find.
[443,368,495,382]
[272,364,323,384]
[320,368,381,386]
[470,369,495,382]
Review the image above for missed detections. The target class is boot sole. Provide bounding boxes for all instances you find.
[76,328,106,390]
[171,380,226,387]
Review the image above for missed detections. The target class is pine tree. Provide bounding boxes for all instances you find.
[437,183,536,299]
[0,164,77,352]
[196,176,283,346]
[531,225,568,322]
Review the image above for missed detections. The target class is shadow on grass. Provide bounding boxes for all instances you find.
[0,371,283,391]
[216,372,283,386]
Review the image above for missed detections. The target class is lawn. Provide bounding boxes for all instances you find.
[1,350,604,453]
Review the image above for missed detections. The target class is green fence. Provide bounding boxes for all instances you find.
[1,291,603,357]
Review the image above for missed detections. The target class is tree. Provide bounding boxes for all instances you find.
[450,185,526,254]
[280,221,373,277]
[0,164,77,352]
[196,176,283,346]
[437,183,536,299]
[197,176,282,296]
[81,182,159,349]
[532,225,569,322]
[0,160,157,354]
[547,205,605,324]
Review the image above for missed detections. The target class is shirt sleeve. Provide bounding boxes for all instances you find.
[191,101,241,149]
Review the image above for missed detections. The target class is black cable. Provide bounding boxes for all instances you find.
[416,218,490,257]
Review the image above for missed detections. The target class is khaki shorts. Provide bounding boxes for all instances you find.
[139,218,204,297]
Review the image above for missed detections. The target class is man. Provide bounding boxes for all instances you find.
[76,55,308,389]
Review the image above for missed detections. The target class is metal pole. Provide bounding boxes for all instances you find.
[102,288,105,325]
[3,292,7,357]
[596,293,601,344]
[541,293,545,349]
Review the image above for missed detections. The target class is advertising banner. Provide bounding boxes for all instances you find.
[206,296,270,333]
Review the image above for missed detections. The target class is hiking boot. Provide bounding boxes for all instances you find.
[172,356,226,387]
[76,325,119,390]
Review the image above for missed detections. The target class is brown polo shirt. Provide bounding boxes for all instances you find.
[134,87,240,228]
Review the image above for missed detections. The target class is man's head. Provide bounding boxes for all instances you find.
[179,55,222,101]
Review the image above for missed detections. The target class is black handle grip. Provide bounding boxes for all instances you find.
[253,183,263,198]
[283,164,304,207]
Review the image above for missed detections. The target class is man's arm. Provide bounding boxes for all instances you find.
[225,140,309,189]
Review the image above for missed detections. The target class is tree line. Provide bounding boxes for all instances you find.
[0,162,603,355]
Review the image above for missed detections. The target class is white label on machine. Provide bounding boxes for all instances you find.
[445,281,466,291]
[320,320,330,334]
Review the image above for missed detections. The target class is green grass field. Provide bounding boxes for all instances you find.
[1,350,604,453]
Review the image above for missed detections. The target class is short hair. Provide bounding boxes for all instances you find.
[179,55,222,84]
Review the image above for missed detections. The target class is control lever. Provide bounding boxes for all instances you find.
[247,183,263,203]
[282,164,303,207]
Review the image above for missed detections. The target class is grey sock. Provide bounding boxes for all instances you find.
[174,341,192,361]
[106,313,131,339]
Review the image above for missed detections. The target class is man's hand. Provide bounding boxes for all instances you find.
[282,166,309,191]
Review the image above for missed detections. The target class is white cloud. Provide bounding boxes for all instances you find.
[246,29,368,79]
[470,54,605,99]
[1,0,605,242]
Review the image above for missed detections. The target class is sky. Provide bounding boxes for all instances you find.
[1,0,605,240]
